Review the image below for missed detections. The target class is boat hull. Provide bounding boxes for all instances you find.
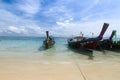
[68,39,98,49]
[98,40,120,50]
[43,40,55,49]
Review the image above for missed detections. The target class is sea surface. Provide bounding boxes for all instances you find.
[0,36,120,64]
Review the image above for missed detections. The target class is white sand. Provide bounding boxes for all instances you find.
[0,58,83,80]
[0,51,120,80]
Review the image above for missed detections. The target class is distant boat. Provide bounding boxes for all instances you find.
[67,23,109,52]
[42,31,55,49]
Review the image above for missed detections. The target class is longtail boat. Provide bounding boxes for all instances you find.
[42,31,55,49]
[98,30,120,50]
[68,23,109,51]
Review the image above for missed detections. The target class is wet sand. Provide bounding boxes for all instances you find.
[0,50,120,80]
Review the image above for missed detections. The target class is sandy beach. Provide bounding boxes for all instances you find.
[0,50,120,80]
[0,0,120,79]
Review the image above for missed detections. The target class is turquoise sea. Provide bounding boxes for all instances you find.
[0,36,120,63]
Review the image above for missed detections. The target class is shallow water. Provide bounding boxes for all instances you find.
[0,36,120,64]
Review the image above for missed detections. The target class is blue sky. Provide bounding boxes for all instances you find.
[0,0,120,37]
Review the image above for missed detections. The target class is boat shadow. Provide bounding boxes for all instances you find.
[107,49,120,53]
[96,45,120,54]
[67,46,94,60]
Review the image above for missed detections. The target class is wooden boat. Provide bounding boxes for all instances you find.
[42,31,55,49]
[98,30,120,50]
[68,23,109,51]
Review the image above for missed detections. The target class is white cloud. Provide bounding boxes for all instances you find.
[0,9,37,26]
[17,0,41,16]
[0,8,43,36]
[43,3,73,22]
[55,19,120,37]
[28,25,45,35]
[8,26,27,34]
[80,0,100,15]
[0,0,120,37]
